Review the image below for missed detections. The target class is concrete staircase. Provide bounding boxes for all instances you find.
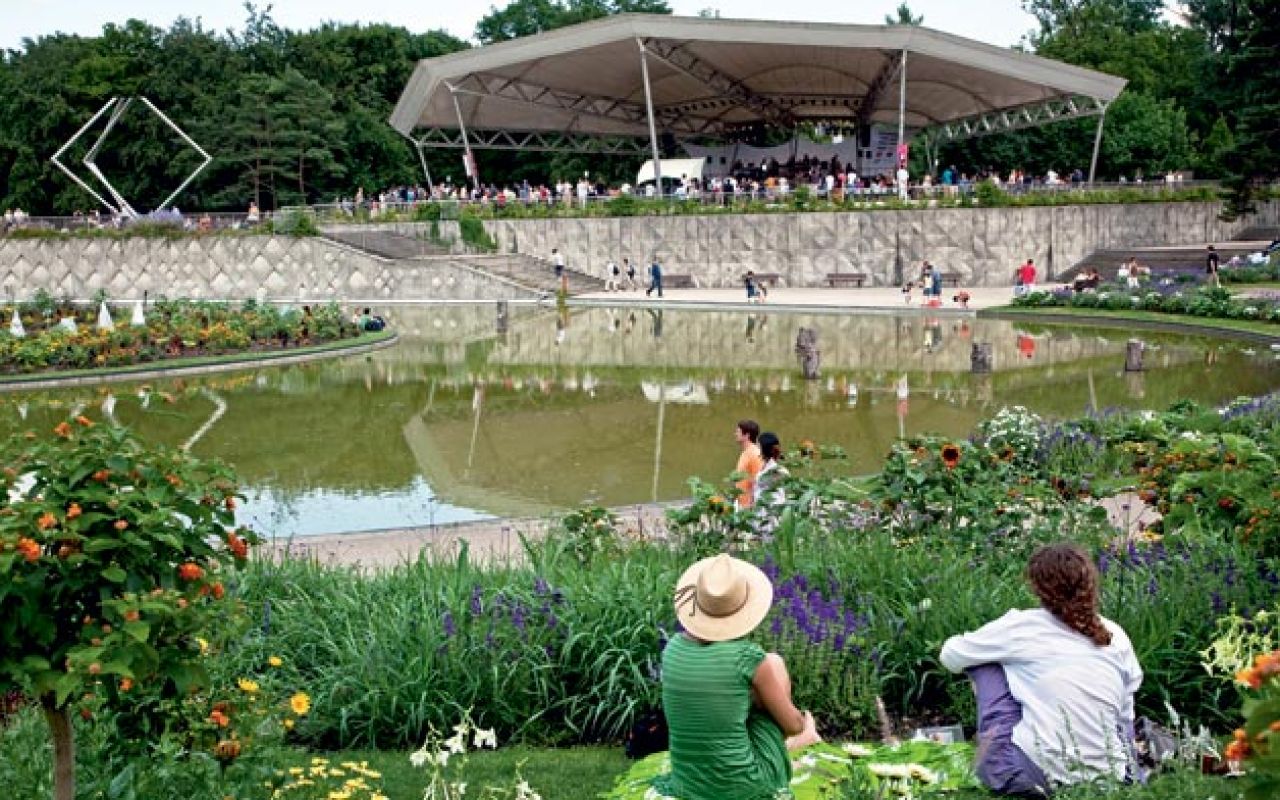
[320,228,450,260]
[1072,244,1260,280]
[455,254,606,295]
[1237,225,1280,242]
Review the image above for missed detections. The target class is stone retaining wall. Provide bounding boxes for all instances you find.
[484,201,1280,288]
[0,236,538,303]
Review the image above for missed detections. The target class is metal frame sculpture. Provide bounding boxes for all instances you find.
[50,97,212,217]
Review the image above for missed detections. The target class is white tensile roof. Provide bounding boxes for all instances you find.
[390,14,1127,140]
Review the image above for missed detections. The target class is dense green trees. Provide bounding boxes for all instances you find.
[0,7,466,214]
[0,0,1274,215]
[937,0,1278,190]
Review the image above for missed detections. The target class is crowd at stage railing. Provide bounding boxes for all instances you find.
[341,158,1199,216]
[2,158,1204,231]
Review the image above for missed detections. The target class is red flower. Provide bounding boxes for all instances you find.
[113,520,129,531]
[178,562,205,582]
[940,443,962,469]
[226,531,249,560]
[75,415,94,428]
[53,422,73,438]
[37,512,58,530]
[211,582,225,600]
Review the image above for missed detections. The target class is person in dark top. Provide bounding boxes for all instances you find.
[1206,245,1221,288]
[646,259,664,298]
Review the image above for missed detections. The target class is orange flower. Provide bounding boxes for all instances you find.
[17,537,41,562]
[92,470,111,482]
[209,709,230,728]
[37,512,58,530]
[1225,740,1250,761]
[53,422,73,438]
[941,443,962,469]
[226,531,248,560]
[165,474,182,487]
[119,678,133,692]
[211,582,225,600]
[123,610,140,622]
[75,415,94,427]
[113,520,128,531]
[178,562,204,582]
[66,503,82,519]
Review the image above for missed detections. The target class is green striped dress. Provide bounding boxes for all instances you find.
[652,635,792,800]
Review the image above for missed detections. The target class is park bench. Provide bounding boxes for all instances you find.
[826,273,869,288]
[663,274,697,289]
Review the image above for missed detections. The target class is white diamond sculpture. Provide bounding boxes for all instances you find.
[97,301,114,331]
[50,97,212,217]
[131,300,146,327]
[8,310,23,338]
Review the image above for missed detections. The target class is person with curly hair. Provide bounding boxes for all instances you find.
[939,543,1143,795]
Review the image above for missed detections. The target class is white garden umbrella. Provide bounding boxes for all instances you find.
[131,299,146,327]
[8,310,23,338]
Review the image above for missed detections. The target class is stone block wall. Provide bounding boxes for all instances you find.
[484,201,1280,287]
[0,236,538,303]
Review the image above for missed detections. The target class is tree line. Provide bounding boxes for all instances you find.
[0,0,1274,215]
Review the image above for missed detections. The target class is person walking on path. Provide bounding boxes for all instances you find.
[623,258,639,290]
[733,419,763,510]
[744,271,759,303]
[1206,245,1221,289]
[646,258,664,298]
[552,248,567,292]
[929,262,943,301]
[605,259,620,292]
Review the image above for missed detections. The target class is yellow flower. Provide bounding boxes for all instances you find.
[238,678,260,694]
[284,718,296,730]
[196,637,210,655]
[291,692,311,716]
[268,656,283,668]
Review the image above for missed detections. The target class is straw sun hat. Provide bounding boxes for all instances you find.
[673,554,773,642]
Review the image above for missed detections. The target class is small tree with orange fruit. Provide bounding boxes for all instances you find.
[0,417,259,800]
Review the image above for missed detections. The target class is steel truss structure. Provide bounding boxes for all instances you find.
[413,127,652,156]
[924,94,1108,144]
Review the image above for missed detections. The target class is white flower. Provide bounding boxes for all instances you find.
[409,749,429,768]
[435,749,451,767]
[444,732,466,755]
[473,727,497,749]
[868,763,912,779]
[843,743,874,757]
[907,764,939,783]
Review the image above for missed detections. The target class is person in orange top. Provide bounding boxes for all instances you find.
[733,419,763,510]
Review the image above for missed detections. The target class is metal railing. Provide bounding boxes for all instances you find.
[0,179,1245,236]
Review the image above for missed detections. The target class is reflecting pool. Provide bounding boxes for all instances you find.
[3,305,1278,536]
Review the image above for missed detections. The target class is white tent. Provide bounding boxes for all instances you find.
[131,300,146,327]
[637,157,706,187]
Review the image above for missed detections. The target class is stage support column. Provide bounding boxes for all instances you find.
[638,39,663,198]
[896,49,908,162]
[1088,103,1108,186]
[447,82,481,192]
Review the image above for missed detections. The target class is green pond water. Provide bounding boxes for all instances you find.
[3,305,1278,537]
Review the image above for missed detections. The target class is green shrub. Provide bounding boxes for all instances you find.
[459,214,497,252]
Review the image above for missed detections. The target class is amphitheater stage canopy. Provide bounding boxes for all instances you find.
[390,14,1127,182]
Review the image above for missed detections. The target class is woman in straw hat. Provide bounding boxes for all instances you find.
[653,554,820,800]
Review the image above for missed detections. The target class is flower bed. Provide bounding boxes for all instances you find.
[0,298,367,376]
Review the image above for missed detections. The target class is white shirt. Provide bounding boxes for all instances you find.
[940,608,1142,785]
[553,252,565,268]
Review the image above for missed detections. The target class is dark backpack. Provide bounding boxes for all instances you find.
[624,708,669,759]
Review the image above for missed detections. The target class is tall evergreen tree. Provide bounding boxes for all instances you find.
[1222,0,1280,217]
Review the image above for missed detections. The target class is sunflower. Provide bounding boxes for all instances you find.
[940,443,962,469]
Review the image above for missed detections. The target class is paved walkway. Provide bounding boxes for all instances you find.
[571,285,1021,313]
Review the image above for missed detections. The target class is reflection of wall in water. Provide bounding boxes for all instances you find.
[480,310,1181,373]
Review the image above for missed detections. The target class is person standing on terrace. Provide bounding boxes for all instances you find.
[940,543,1143,796]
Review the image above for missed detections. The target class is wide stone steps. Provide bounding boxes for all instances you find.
[321,229,450,260]
[455,254,605,295]
[1236,226,1280,242]
[1073,244,1260,280]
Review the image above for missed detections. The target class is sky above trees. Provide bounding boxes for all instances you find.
[3,0,1040,50]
